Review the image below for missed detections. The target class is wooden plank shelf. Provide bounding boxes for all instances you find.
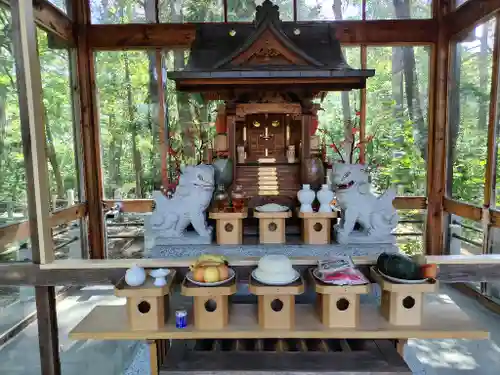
[69,298,488,341]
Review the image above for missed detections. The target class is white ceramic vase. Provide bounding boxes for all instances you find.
[125,265,146,287]
[287,145,295,163]
[297,184,315,212]
[317,184,334,212]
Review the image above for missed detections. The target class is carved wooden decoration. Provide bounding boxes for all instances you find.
[236,103,301,118]
[231,29,309,67]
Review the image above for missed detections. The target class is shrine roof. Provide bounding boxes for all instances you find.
[168,0,374,92]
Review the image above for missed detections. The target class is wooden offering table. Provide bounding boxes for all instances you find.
[254,210,292,244]
[299,211,339,245]
[209,211,248,245]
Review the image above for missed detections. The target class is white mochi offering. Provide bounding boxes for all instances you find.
[253,254,298,285]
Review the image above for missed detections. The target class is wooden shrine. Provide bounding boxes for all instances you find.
[168,0,374,208]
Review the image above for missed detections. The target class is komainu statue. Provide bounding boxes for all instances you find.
[146,164,215,246]
[330,163,398,245]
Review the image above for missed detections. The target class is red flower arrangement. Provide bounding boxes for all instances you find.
[318,110,376,166]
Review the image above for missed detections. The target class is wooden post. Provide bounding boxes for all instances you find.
[73,0,105,259]
[11,1,61,374]
[426,0,450,255]
[301,114,312,162]
[11,0,54,264]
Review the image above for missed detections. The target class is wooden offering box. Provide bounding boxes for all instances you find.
[310,269,370,328]
[254,210,292,244]
[181,277,237,330]
[114,270,176,331]
[370,267,437,326]
[209,211,248,245]
[299,211,338,245]
[249,275,304,330]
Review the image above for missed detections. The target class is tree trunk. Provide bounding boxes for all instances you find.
[447,44,462,194]
[124,52,143,198]
[45,108,65,198]
[393,0,428,161]
[478,22,490,130]
[332,0,352,156]
[108,114,122,197]
[392,46,404,125]
[170,3,194,159]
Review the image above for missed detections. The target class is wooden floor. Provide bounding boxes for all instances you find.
[159,338,412,374]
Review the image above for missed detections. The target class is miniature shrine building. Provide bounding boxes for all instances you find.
[168,0,374,204]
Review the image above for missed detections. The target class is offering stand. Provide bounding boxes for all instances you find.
[181,276,237,330]
[310,269,370,328]
[370,267,438,326]
[114,270,176,331]
[248,275,304,330]
[299,211,339,245]
[209,211,248,245]
[254,211,292,244]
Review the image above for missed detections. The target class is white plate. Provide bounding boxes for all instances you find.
[312,268,369,285]
[377,268,429,284]
[251,269,300,286]
[186,268,235,287]
[255,203,289,212]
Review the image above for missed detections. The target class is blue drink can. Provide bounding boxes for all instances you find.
[175,310,187,329]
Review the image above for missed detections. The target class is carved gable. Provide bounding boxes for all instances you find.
[230,29,309,67]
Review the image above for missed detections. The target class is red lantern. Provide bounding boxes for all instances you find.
[215,113,227,134]
[310,116,319,136]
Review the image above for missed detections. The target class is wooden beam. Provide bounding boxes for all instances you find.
[4,255,500,286]
[86,20,437,50]
[426,0,449,256]
[0,204,87,248]
[33,0,74,44]
[0,263,125,286]
[73,0,105,259]
[443,197,482,221]
[49,203,87,227]
[0,0,74,43]
[103,196,426,214]
[446,0,500,39]
[11,0,54,264]
[34,286,61,375]
[393,196,427,210]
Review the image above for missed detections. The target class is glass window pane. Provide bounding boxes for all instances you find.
[48,0,67,13]
[227,0,293,22]
[449,19,495,205]
[396,209,425,256]
[160,0,224,22]
[0,6,28,236]
[298,0,362,21]
[38,29,80,211]
[95,51,162,199]
[90,0,155,24]
[164,49,218,176]
[316,49,361,162]
[366,46,430,195]
[366,0,432,20]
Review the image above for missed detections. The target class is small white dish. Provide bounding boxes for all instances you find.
[255,203,289,212]
[149,268,171,287]
[251,269,300,286]
[186,268,235,287]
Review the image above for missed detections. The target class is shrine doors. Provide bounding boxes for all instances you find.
[246,114,286,162]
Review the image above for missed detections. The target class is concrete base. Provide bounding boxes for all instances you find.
[148,243,399,259]
[334,227,396,245]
